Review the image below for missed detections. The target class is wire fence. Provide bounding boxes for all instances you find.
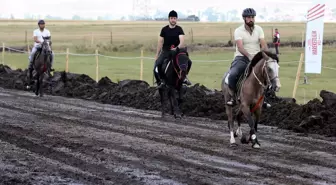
[2,45,336,68]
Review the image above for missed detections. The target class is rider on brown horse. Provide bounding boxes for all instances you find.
[225,8,271,108]
[154,10,192,89]
[28,20,54,79]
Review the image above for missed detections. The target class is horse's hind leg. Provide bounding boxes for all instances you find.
[234,110,243,138]
[223,88,235,146]
[226,104,237,147]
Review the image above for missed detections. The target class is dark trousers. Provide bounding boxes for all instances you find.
[228,56,249,91]
[274,44,279,55]
[153,51,170,82]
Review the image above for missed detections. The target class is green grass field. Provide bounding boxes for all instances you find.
[1,20,335,104]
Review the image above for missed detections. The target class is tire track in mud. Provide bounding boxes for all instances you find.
[7,89,336,154]
[0,124,145,185]
[0,97,336,184]
[0,116,317,185]
[2,98,336,171]
[0,107,334,185]
[0,124,257,185]
[0,88,335,184]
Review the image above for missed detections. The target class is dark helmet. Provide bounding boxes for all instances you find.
[242,8,256,17]
[38,19,45,25]
[168,10,178,18]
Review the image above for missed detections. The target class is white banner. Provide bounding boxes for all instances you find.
[304,2,325,74]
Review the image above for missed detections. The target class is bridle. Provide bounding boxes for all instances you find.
[252,59,278,90]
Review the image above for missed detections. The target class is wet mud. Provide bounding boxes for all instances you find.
[1,64,335,137]
[0,87,335,184]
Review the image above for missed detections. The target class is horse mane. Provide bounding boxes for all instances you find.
[246,51,279,77]
[250,51,279,67]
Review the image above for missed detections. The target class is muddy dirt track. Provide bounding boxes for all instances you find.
[0,87,336,185]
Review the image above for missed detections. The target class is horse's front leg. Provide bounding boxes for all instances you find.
[168,89,174,115]
[35,74,40,96]
[240,103,260,149]
[177,87,185,116]
[253,107,262,133]
[39,73,44,97]
[170,88,181,119]
[159,88,166,118]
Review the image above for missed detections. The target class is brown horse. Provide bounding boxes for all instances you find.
[221,51,281,149]
[27,37,53,97]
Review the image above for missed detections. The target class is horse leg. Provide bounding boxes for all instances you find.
[39,72,44,97]
[234,110,243,138]
[159,88,166,118]
[168,90,174,115]
[170,88,181,119]
[226,104,237,147]
[253,107,262,133]
[240,103,260,149]
[223,89,237,147]
[35,74,40,96]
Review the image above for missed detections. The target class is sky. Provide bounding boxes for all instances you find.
[0,0,334,19]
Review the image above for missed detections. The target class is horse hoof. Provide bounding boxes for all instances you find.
[240,134,250,144]
[230,143,238,147]
[174,114,182,119]
[252,143,260,149]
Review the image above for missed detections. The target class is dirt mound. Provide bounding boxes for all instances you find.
[0,64,335,137]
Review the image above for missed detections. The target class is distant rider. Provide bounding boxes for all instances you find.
[28,20,54,78]
[226,8,271,108]
[154,10,192,88]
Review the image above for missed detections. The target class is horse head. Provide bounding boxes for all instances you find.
[171,47,189,82]
[249,51,281,92]
[258,51,281,92]
[41,36,52,55]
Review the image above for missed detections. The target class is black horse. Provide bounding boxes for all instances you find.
[158,47,192,119]
[27,37,53,97]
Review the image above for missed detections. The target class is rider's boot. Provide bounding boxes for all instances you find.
[183,75,192,86]
[154,71,165,89]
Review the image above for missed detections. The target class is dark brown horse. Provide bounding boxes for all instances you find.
[158,47,191,119]
[27,37,52,97]
[221,51,281,148]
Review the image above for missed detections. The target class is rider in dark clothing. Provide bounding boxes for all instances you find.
[154,10,192,88]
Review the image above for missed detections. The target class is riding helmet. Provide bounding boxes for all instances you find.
[38,19,45,25]
[168,10,178,18]
[242,8,256,17]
